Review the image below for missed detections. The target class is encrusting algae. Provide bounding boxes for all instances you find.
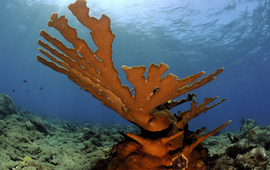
[37,0,231,169]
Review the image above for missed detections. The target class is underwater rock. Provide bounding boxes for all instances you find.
[19,143,42,155]
[109,127,119,134]
[25,121,34,130]
[237,119,257,138]
[103,129,111,136]
[81,143,95,154]
[58,145,92,169]
[210,139,269,170]
[0,98,119,170]
[252,126,270,150]
[225,139,252,159]
[38,147,53,163]
[204,137,219,146]
[0,94,268,170]
[78,127,98,140]
[226,132,240,144]
[90,138,102,147]
[0,93,16,119]
[61,121,79,132]
[30,116,48,135]
[8,114,23,122]
[211,155,235,169]
[17,109,33,121]
[98,134,110,141]
[0,120,7,135]
[102,140,115,147]
[111,134,124,143]
[44,123,60,133]
[234,147,269,170]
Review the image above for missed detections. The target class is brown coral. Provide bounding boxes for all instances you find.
[37,0,231,169]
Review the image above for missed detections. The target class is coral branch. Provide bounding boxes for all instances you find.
[126,131,184,158]
[183,120,231,157]
[37,0,225,131]
[176,97,227,130]
[162,93,196,110]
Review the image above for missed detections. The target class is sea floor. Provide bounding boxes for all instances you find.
[0,109,139,169]
[0,93,270,170]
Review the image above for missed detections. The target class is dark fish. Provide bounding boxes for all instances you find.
[39,87,43,90]
[27,90,29,92]
[12,89,15,92]
[23,80,27,83]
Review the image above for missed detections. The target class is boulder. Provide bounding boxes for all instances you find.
[0,94,16,119]
[30,116,48,135]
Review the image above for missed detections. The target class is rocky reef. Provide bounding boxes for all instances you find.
[0,93,138,169]
[0,93,270,169]
[203,119,270,170]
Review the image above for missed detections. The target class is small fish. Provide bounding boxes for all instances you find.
[23,80,27,83]
[12,89,15,92]
[27,90,29,92]
[39,87,43,90]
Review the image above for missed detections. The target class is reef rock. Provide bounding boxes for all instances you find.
[225,139,251,159]
[234,147,269,170]
[252,126,270,150]
[0,93,16,119]
[210,138,269,170]
[77,127,98,141]
[237,119,257,138]
[61,121,79,132]
[0,120,7,136]
[30,116,48,135]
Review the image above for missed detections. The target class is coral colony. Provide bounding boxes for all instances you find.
[37,0,231,169]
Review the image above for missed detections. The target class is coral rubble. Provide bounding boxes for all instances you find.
[36,0,231,169]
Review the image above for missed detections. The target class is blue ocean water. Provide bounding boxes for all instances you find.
[0,0,269,131]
